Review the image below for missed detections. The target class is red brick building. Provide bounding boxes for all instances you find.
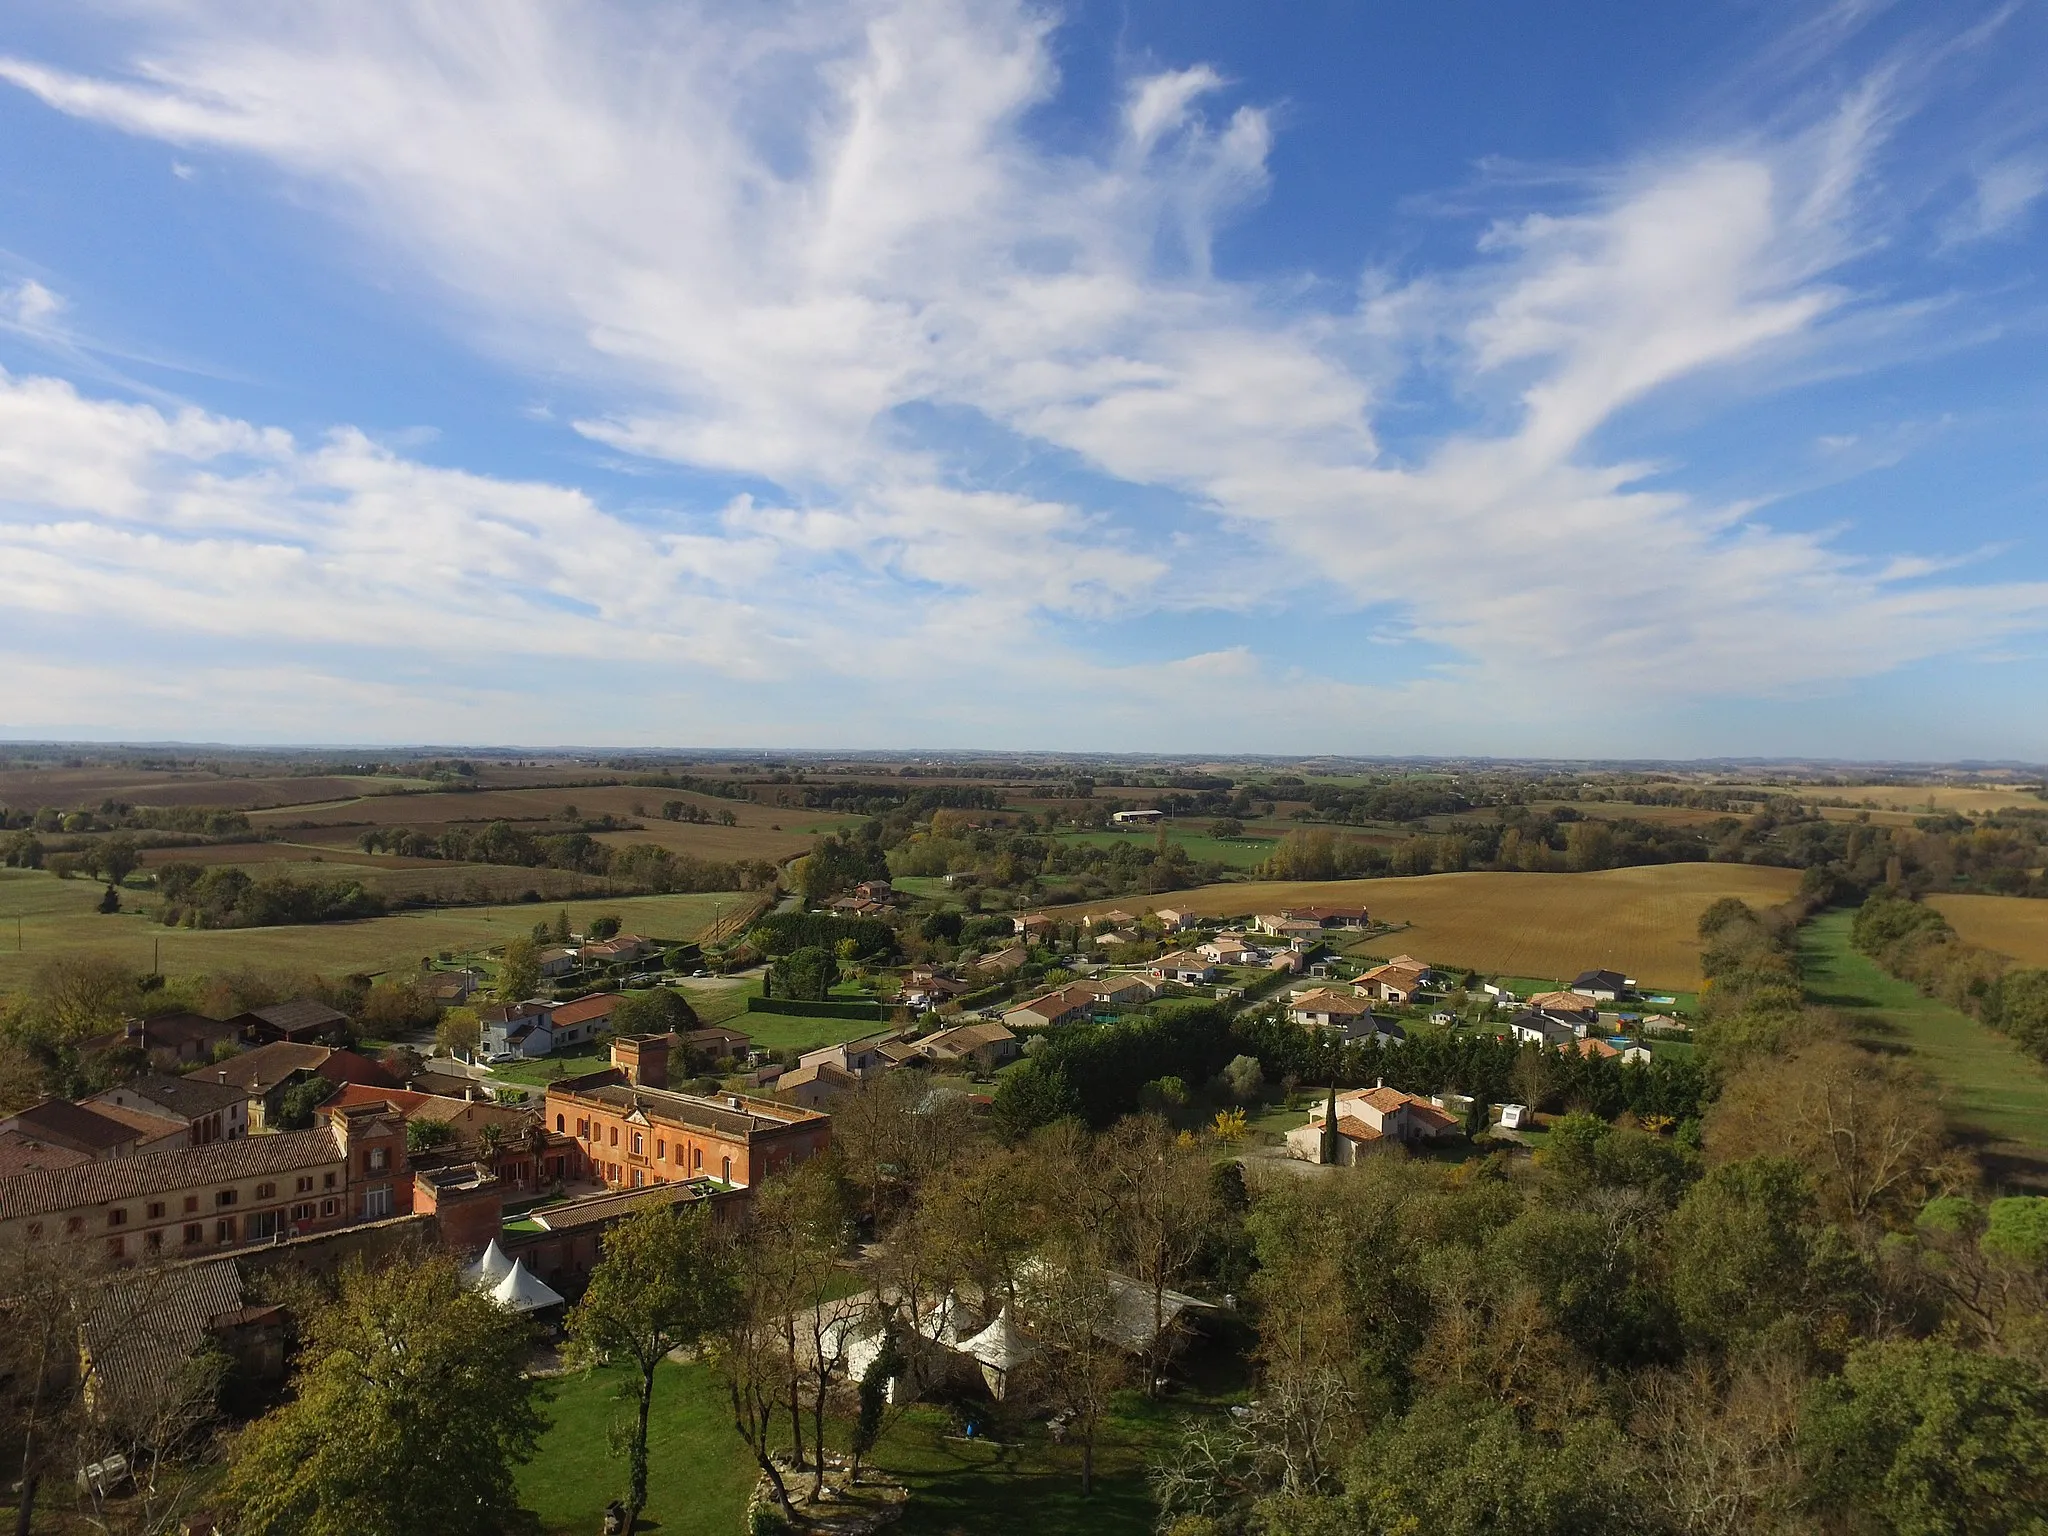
[545,1035,830,1192]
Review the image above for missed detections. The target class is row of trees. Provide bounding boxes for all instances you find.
[1849,888,2048,1064]
[352,819,777,895]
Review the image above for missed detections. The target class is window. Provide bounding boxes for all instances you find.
[364,1186,391,1219]
[256,1182,276,1199]
[578,1118,589,1139]
[324,1172,337,1189]
[656,1139,666,1161]
[183,1195,199,1214]
[693,1147,702,1170]
[556,1114,565,1133]
[290,1203,315,1223]
[609,1126,618,1147]
[215,1189,238,1208]
[320,1198,338,1217]
[721,1156,732,1183]
[296,1176,313,1193]
[608,1162,620,1181]
[247,1210,280,1241]
[145,1230,162,1252]
[367,1147,389,1173]
[215,1217,236,1243]
[631,1168,644,1188]
[107,1208,128,1228]
[183,1223,203,1244]
[631,1131,643,1155]
[146,1201,164,1221]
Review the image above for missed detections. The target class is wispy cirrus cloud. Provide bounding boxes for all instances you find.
[0,0,2042,748]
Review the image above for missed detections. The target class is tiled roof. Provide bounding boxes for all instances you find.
[105,1071,247,1119]
[530,1181,718,1232]
[82,1258,248,1412]
[0,1130,90,1178]
[1333,1116,1381,1142]
[0,1127,342,1220]
[251,998,349,1034]
[5,1098,145,1154]
[549,993,620,1028]
[553,1078,820,1140]
[80,1101,188,1142]
[209,1041,330,1095]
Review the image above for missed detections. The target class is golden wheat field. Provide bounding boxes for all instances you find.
[1930,893,2048,967]
[1777,783,2045,815]
[1054,863,1803,988]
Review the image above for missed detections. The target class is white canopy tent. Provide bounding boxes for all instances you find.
[462,1240,514,1289]
[490,1259,565,1315]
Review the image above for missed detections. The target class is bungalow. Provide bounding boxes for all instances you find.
[537,947,579,978]
[546,993,619,1049]
[1091,928,1140,948]
[1355,964,1427,1005]
[1198,935,1262,966]
[1084,975,1158,1007]
[1283,905,1370,929]
[777,1060,860,1110]
[1153,908,1196,931]
[976,944,1030,975]
[582,935,654,966]
[1287,987,1376,1030]
[900,973,974,1010]
[915,1021,1021,1073]
[796,1031,908,1081]
[1508,1010,1584,1048]
[1267,950,1304,975]
[1285,1084,1459,1163]
[1570,969,1634,1001]
[1527,991,1601,1025]
[1012,912,1055,939]
[1147,950,1217,985]
[1085,910,1138,931]
[1003,986,1097,1031]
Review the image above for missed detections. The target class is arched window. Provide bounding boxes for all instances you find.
[721,1155,732,1183]
[631,1132,643,1155]
[555,1114,564,1132]
[609,1126,619,1147]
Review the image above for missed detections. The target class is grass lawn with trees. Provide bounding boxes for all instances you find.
[517,1341,1251,1536]
[1801,907,2048,1156]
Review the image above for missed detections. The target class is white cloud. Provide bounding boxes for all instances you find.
[1948,154,2048,243]
[0,0,2042,747]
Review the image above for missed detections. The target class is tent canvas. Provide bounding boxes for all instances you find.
[490,1259,565,1314]
[463,1239,514,1289]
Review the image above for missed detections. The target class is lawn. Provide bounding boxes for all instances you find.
[1052,864,1803,990]
[517,1337,1250,1536]
[1800,908,2048,1160]
[740,1008,898,1053]
[0,870,738,994]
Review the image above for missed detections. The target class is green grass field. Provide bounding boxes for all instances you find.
[0,870,742,993]
[1052,828,1278,871]
[1801,908,2048,1158]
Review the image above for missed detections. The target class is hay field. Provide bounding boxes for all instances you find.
[0,870,738,993]
[1930,894,2048,967]
[1053,863,1802,988]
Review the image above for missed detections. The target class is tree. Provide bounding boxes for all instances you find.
[552,909,572,943]
[497,937,541,1002]
[275,1075,336,1131]
[405,1118,455,1153]
[1099,1116,1219,1395]
[610,989,699,1038]
[97,882,120,914]
[772,946,839,1002]
[588,915,623,940]
[566,1204,736,1534]
[1803,1339,2048,1535]
[1223,1054,1264,1102]
[97,834,141,888]
[436,1006,481,1060]
[1209,818,1245,839]
[1018,1230,1128,1496]
[1664,1158,1818,1351]
[220,1252,544,1536]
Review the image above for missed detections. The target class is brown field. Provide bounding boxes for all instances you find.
[1053,863,1803,988]
[0,768,434,811]
[1769,783,2045,816]
[1930,893,2048,967]
[0,870,737,993]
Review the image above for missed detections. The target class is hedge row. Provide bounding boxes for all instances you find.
[745,995,886,1021]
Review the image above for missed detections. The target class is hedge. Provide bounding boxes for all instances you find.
[746,996,886,1021]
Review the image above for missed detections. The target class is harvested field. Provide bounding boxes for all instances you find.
[1771,783,2045,816]
[1051,863,1803,988]
[1930,893,2048,967]
[0,768,432,812]
[0,870,738,992]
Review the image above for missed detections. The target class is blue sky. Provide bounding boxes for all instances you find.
[0,0,2044,756]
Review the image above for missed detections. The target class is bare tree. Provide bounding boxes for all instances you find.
[1098,1116,1218,1395]
[1632,1355,1813,1536]
[1016,1232,1127,1497]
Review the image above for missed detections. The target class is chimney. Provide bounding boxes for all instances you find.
[218,1070,228,1084]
